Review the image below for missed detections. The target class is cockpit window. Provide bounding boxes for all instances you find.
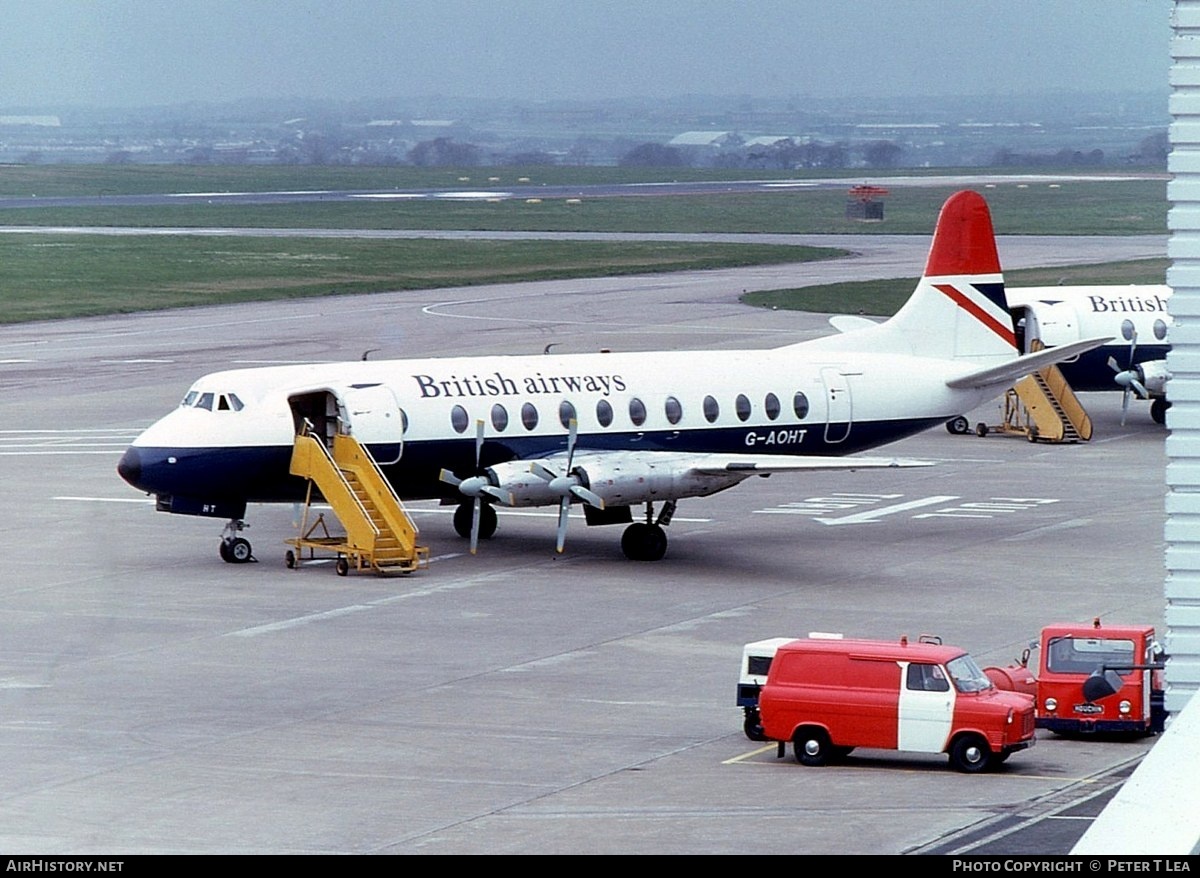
[183,390,245,412]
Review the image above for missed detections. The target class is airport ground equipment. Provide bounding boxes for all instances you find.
[745,632,1037,773]
[973,358,1092,443]
[984,618,1167,737]
[285,427,428,576]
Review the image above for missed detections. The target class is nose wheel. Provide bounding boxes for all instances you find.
[219,519,255,564]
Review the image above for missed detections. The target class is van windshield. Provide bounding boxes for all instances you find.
[947,654,994,693]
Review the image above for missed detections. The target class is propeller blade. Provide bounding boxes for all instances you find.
[570,484,605,509]
[469,498,481,554]
[474,419,485,467]
[555,496,570,554]
[439,468,463,488]
[1121,387,1132,427]
[529,461,556,482]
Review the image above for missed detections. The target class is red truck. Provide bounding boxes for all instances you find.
[745,633,1037,772]
[985,618,1167,737]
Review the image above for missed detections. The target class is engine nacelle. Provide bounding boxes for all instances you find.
[484,452,746,508]
[1137,359,1170,396]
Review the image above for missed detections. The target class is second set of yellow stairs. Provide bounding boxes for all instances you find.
[977,359,1092,443]
[287,428,428,575]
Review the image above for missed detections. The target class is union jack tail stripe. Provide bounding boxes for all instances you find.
[933,282,1018,348]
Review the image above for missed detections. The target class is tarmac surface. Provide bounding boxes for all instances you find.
[0,234,1173,855]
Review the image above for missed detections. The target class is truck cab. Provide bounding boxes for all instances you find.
[1035,621,1166,736]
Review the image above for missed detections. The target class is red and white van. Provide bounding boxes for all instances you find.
[756,634,1037,772]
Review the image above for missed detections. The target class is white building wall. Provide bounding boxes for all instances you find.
[1168,0,1200,713]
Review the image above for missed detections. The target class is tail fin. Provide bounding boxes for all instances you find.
[886,190,1016,360]
[807,190,1017,362]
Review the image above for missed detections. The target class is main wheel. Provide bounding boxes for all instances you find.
[285,550,296,569]
[477,503,498,540]
[949,733,993,773]
[621,522,668,561]
[452,503,473,538]
[1152,398,1168,425]
[793,727,831,767]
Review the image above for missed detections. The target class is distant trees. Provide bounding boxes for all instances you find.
[991,146,1105,166]
[618,142,686,167]
[862,140,905,168]
[1133,131,1169,166]
[408,137,482,167]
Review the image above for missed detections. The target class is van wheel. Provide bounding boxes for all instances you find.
[743,710,766,742]
[793,728,831,767]
[949,733,993,773]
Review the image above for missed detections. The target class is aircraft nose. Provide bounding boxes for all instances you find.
[117,446,142,489]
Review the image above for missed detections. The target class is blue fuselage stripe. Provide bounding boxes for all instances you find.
[127,417,943,505]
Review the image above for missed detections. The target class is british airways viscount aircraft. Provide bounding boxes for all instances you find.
[117,190,1108,562]
[1004,283,1171,425]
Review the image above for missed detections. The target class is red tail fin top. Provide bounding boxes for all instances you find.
[923,190,1001,277]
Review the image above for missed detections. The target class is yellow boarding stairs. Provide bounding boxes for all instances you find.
[975,347,1092,443]
[286,426,429,575]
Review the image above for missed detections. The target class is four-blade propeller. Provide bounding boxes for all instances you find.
[1108,321,1146,427]
[529,418,605,554]
[439,419,510,554]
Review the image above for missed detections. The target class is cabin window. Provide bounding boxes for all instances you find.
[227,393,245,412]
[181,390,198,408]
[703,395,719,423]
[629,397,647,427]
[196,392,214,411]
[521,402,539,431]
[491,403,509,432]
[735,394,752,422]
[558,400,577,429]
[1155,318,1168,341]
[596,398,613,428]
[450,404,469,434]
[665,396,682,425]
[793,391,810,419]
[399,408,409,434]
[764,392,780,421]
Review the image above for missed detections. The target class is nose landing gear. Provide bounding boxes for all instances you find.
[218,519,254,564]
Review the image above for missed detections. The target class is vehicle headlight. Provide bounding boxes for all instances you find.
[1044,697,1057,712]
[1119,700,1132,715]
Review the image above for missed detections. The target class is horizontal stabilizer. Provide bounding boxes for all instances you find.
[945,336,1113,391]
[829,314,880,333]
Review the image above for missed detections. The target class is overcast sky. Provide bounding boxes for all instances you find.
[0,1,1174,108]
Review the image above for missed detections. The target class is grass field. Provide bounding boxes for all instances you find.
[0,165,1169,323]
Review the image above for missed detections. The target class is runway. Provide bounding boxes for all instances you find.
[0,246,1171,854]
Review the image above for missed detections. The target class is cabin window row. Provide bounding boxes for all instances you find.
[448,391,811,434]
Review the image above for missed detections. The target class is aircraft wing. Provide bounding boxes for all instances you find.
[685,453,933,475]
[944,336,1113,391]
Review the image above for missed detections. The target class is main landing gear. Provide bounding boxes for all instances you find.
[620,500,675,562]
[452,502,498,542]
[218,518,255,564]
[450,498,676,561]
